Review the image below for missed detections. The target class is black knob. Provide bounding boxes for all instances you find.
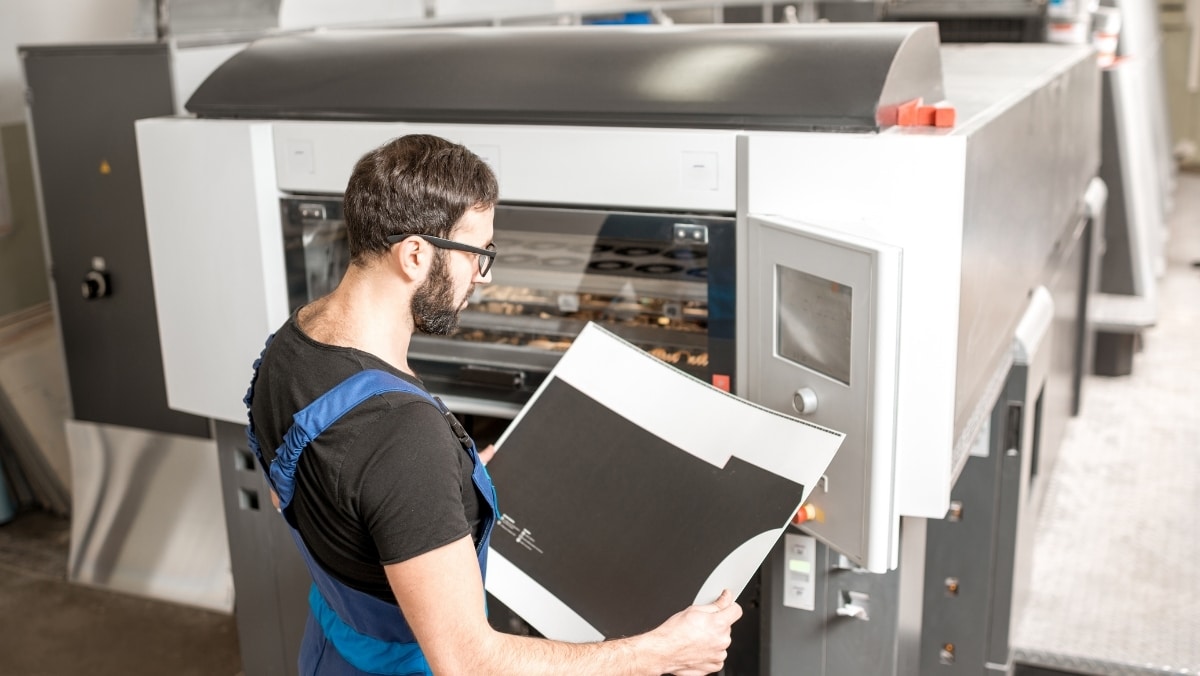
[81,270,110,300]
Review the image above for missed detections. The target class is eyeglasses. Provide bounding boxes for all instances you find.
[387,234,497,277]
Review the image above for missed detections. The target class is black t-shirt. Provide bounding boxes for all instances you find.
[250,314,486,603]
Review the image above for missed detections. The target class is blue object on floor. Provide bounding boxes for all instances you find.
[0,463,14,525]
[583,11,653,24]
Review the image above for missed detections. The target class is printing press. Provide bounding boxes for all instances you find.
[135,23,1103,676]
[279,198,737,414]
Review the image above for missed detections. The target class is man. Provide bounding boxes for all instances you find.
[247,134,741,675]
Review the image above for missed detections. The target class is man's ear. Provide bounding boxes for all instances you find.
[390,237,431,283]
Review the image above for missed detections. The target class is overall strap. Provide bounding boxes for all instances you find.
[244,337,499,675]
[272,369,442,509]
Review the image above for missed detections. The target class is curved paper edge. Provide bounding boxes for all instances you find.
[693,529,784,605]
[486,549,605,643]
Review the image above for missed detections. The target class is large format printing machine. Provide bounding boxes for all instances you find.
[135,24,1103,676]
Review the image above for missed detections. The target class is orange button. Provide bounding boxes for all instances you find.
[792,503,821,525]
[711,374,731,392]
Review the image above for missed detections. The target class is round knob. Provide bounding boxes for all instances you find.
[792,387,819,415]
[81,270,110,300]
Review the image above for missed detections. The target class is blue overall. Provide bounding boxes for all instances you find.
[245,340,499,675]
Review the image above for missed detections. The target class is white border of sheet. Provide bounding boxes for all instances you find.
[488,550,605,643]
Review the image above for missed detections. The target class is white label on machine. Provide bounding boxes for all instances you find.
[783,533,817,611]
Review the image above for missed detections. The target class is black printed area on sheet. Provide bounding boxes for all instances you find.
[487,377,804,638]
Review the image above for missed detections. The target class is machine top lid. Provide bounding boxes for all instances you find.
[186,23,945,133]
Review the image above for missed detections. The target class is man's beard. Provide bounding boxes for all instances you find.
[412,253,470,336]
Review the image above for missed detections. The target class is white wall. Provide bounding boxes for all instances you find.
[0,0,664,316]
[280,0,423,28]
[0,0,145,125]
[0,0,145,318]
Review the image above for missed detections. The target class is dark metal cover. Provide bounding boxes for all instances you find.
[187,23,945,132]
[22,43,211,439]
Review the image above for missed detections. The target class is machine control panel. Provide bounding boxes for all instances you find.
[748,216,901,572]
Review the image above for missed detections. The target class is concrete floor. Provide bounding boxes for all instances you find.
[0,510,242,675]
[1011,172,1200,675]
[0,175,1195,676]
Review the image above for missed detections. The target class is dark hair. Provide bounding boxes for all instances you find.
[343,134,499,265]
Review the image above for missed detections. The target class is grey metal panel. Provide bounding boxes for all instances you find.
[1098,69,1136,295]
[923,279,1067,674]
[1037,215,1092,489]
[186,24,945,132]
[215,420,309,676]
[1073,180,1107,412]
[824,560,903,675]
[988,369,1033,672]
[764,536,832,676]
[764,538,904,676]
[64,419,230,610]
[21,44,209,439]
[723,573,764,676]
[947,44,1100,450]
[920,401,1006,675]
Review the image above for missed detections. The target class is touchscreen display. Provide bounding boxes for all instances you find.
[777,266,852,384]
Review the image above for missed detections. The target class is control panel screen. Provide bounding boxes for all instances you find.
[777,266,852,384]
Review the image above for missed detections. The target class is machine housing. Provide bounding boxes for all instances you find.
[134,23,1100,675]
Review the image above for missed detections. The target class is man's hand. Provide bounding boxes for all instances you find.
[478,444,497,464]
[389,536,743,675]
[640,589,742,676]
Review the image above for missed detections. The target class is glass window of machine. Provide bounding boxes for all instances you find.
[777,266,852,385]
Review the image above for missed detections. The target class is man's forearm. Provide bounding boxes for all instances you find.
[469,630,663,676]
[387,538,734,675]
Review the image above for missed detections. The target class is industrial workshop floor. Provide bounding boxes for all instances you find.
[0,509,241,675]
[0,176,1197,676]
[1010,171,1200,676]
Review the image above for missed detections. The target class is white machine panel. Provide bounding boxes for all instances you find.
[137,118,288,424]
[273,122,737,212]
[745,132,967,522]
[748,216,901,572]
